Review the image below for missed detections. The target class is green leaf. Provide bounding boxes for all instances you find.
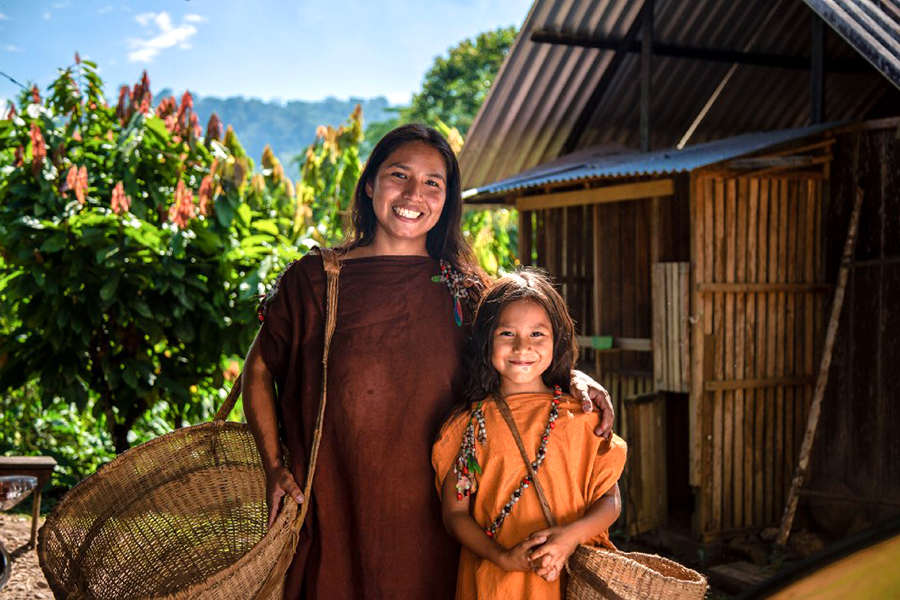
[40,233,67,253]
[236,203,252,228]
[133,300,153,318]
[96,245,119,263]
[99,277,118,301]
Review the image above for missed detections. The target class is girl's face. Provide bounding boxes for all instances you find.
[364,141,447,255]
[491,299,554,396]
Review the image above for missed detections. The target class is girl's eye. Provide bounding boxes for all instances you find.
[497,330,514,337]
[530,331,546,338]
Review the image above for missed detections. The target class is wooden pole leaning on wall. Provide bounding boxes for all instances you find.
[776,187,864,548]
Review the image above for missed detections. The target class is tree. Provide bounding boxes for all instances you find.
[0,59,301,452]
[400,26,518,137]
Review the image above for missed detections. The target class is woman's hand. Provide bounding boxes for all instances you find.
[571,370,615,439]
[265,465,304,528]
[497,535,548,572]
[527,526,579,581]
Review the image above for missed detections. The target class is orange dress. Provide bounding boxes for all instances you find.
[432,392,627,599]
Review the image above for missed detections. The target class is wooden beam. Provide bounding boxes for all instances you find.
[697,282,831,293]
[516,179,674,211]
[641,0,653,153]
[530,30,872,74]
[518,209,532,266]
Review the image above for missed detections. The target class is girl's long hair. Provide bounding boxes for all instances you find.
[460,268,579,412]
[340,123,484,283]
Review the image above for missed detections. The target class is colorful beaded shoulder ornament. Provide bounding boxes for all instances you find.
[433,260,477,327]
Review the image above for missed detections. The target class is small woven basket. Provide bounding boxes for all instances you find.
[37,420,297,600]
[566,545,708,600]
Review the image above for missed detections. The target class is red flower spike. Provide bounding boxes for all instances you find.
[31,85,40,104]
[111,181,131,214]
[457,493,462,502]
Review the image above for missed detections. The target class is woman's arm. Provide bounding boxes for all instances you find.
[440,466,547,572]
[526,482,622,581]
[244,334,304,527]
[571,370,615,439]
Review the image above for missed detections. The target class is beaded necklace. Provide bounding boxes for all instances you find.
[433,260,471,327]
[452,386,563,539]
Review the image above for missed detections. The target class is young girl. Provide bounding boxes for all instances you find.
[432,269,627,598]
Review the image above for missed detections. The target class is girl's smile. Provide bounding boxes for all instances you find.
[491,299,554,396]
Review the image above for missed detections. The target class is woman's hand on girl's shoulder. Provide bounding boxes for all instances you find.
[570,370,615,439]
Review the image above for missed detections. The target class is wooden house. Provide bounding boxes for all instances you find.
[460,0,900,542]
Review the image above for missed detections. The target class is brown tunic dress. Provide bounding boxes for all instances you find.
[257,253,470,600]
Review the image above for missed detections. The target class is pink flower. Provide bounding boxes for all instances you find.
[168,180,196,229]
[198,175,213,216]
[30,123,46,177]
[31,85,40,104]
[74,166,88,205]
[111,181,131,214]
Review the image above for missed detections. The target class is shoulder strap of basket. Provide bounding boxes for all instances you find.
[494,394,558,529]
[496,395,631,600]
[255,246,342,599]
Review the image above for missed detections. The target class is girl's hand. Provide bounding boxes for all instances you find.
[498,535,547,572]
[571,370,614,439]
[265,466,304,528]
[527,526,579,581]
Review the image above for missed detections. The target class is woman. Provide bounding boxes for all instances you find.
[243,124,614,600]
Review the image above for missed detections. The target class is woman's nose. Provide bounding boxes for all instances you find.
[402,178,422,199]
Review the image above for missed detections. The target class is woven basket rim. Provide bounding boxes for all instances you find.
[37,420,291,600]
[572,546,708,586]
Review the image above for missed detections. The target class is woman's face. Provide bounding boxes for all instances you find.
[365,141,447,253]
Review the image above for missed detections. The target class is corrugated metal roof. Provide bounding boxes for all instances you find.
[460,0,900,190]
[803,0,900,88]
[466,123,838,198]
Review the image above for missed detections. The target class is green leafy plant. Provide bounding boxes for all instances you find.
[0,59,300,452]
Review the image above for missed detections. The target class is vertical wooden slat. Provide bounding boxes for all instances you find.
[805,181,816,413]
[785,181,798,502]
[669,264,679,390]
[713,177,726,532]
[754,178,768,526]
[680,262,691,392]
[652,264,664,389]
[733,177,748,528]
[775,179,789,514]
[723,178,737,530]
[593,206,603,379]
[765,179,779,524]
[745,178,759,527]
[690,175,705,486]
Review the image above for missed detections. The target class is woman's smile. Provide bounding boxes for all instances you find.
[365,141,447,254]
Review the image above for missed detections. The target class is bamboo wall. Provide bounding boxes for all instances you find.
[812,121,900,528]
[690,174,826,539]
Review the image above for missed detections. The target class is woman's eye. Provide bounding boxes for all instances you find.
[426,179,442,188]
[391,172,407,179]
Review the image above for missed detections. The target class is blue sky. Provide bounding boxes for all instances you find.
[0,0,530,107]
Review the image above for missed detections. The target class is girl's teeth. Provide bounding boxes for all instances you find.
[394,207,422,219]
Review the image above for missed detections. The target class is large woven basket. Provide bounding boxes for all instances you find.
[37,419,297,599]
[566,545,708,600]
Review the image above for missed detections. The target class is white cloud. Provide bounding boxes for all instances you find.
[0,11,8,20]
[184,14,207,23]
[98,5,114,14]
[52,0,71,8]
[42,10,52,20]
[4,44,24,53]
[128,11,200,63]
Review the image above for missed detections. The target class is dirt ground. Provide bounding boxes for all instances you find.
[0,513,52,599]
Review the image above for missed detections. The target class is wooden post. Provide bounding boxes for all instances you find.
[776,187,864,547]
[518,209,532,266]
[640,0,653,153]
[811,14,824,125]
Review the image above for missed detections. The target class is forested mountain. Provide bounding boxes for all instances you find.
[155,90,394,174]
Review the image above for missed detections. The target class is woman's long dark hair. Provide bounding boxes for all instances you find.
[460,268,579,410]
[341,123,483,282]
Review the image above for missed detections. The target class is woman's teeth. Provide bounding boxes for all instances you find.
[393,206,422,219]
